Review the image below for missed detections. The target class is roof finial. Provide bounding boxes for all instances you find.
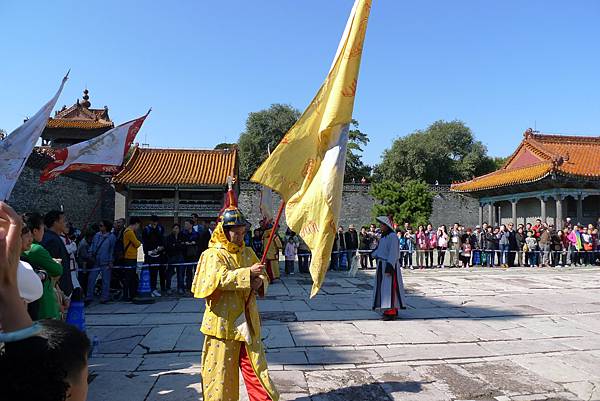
[524,128,534,139]
[81,88,91,108]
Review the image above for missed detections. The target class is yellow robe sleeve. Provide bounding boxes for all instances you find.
[192,249,252,299]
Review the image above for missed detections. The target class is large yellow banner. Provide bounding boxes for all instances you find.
[251,0,372,297]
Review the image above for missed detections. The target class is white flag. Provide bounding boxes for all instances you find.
[0,75,68,200]
[259,185,274,222]
[39,113,149,182]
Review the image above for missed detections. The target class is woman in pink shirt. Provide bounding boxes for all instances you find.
[416,225,429,269]
[426,224,437,269]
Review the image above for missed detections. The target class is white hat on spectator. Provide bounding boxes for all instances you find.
[18,261,43,304]
[376,216,394,231]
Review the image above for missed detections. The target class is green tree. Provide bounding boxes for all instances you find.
[237,105,372,181]
[373,120,498,184]
[214,143,237,150]
[237,104,301,179]
[345,120,372,182]
[371,179,433,227]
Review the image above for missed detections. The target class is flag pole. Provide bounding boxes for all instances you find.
[260,201,285,265]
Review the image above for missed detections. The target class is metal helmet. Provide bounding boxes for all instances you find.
[220,176,247,227]
[221,208,248,228]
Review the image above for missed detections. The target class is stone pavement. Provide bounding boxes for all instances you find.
[86,265,600,401]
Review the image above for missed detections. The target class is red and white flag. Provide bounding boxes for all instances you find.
[40,112,149,182]
[0,74,68,200]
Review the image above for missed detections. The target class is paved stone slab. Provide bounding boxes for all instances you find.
[306,349,381,365]
[562,380,600,401]
[305,369,390,401]
[138,355,200,371]
[377,342,491,362]
[88,371,158,401]
[174,325,204,351]
[89,356,143,372]
[416,363,503,400]
[368,365,452,401]
[146,372,202,401]
[140,325,186,353]
[171,299,205,313]
[295,309,380,321]
[511,354,591,383]
[478,338,573,356]
[460,360,564,395]
[269,370,308,393]
[262,325,295,348]
[267,350,308,365]
[140,312,201,325]
[85,267,600,401]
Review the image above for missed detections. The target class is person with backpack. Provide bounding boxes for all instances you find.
[85,220,116,304]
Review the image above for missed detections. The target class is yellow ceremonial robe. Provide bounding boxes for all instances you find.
[192,223,279,401]
[262,228,282,279]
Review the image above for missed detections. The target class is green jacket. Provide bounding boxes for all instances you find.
[22,243,63,320]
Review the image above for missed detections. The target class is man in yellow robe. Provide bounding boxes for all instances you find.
[261,224,282,282]
[192,205,279,401]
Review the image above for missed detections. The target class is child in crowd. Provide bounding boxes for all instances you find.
[525,231,538,267]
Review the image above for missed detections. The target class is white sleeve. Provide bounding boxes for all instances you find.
[17,261,43,303]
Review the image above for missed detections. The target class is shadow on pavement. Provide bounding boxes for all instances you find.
[290,381,423,401]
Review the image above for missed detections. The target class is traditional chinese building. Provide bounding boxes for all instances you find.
[113,147,238,228]
[8,89,116,227]
[42,89,114,146]
[451,129,600,229]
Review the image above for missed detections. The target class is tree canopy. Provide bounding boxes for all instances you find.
[370,180,433,228]
[373,120,499,184]
[214,143,237,150]
[237,104,372,181]
[345,120,372,183]
[237,104,301,180]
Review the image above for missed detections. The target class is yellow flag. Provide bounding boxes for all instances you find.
[251,0,372,297]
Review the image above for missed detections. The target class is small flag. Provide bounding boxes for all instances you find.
[39,113,149,182]
[0,74,68,200]
[259,185,274,223]
[251,0,372,297]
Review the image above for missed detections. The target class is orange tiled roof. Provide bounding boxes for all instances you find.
[113,147,237,186]
[46,89,113,130]
[451,130,600,192]
[46,119,114,129]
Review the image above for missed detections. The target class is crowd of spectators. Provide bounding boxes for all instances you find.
[343,218,600,270]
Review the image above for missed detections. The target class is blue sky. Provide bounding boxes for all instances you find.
[1,1,599,166]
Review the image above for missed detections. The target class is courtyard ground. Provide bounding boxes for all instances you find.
[86,265,600,401]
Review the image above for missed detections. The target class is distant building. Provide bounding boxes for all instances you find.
[8,89,115,228]
[451,129,600,229]
[42,89,114,147]
[113,147,238,228]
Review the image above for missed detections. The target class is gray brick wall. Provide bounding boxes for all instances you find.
[8,164,115,229]
[238,181,479,230]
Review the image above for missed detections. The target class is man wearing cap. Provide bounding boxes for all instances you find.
[372,216,407,320]
[192,199,279,401]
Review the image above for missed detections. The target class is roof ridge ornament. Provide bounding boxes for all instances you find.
[524,128,534,138]
[81,88,91,108]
